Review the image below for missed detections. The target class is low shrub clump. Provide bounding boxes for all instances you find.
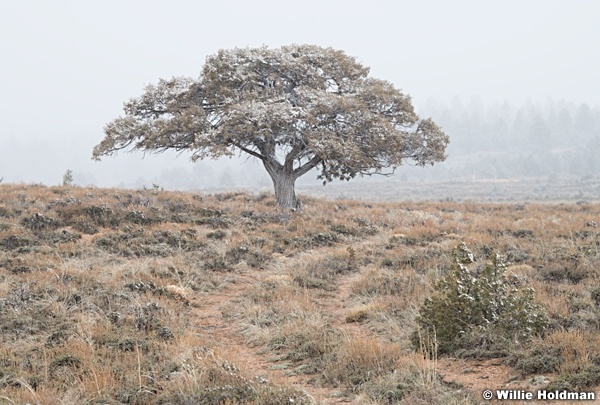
[413,243,548,356]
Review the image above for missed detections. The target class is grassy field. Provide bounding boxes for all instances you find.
[297,175,600,203]
[1,184,600,404]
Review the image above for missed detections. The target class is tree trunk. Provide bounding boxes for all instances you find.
[264,162,298,210]
[272,172,298,210]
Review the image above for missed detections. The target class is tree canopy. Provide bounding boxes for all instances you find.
[93,44,449,208]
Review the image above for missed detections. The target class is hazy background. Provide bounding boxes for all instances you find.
[1,1,599,200]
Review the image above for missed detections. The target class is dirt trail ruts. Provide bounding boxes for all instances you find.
[191,272,356,404]
[316,271,370,338]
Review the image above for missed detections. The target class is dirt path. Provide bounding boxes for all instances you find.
[437,357,523,399]
[313,271,363,324]
[191,272,355,404]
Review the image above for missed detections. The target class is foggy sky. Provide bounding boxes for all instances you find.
[1,0,599,187]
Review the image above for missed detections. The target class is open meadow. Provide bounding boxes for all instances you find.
[1,184,600,404]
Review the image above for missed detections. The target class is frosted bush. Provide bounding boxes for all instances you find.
[413,243,547,355]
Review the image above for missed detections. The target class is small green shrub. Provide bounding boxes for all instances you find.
[293,274,336,291]
[0,205,13,218]
[85,203,113,218]
[412,243,548,355]
[125,210,154,225]
[507,343,562,374]
[545,364,600,391]
[62,169,74,186]
[225,245,269,268]
[330,223,357,236]
[206,229,227,239]
[21,213,58,231]
[49,354,81,376]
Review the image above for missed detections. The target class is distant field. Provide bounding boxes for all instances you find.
[297,176,600,203]
[1,184,599,404]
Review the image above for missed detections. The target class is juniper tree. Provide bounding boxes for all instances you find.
[93,44,449,209]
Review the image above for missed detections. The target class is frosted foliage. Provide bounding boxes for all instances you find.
[93,44,449,207]
[414,245,547,354]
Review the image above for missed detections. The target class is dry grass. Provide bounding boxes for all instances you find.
[545,330,600,375]
[2,184,600,403]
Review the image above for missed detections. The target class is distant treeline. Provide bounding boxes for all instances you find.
[418,98,600,180]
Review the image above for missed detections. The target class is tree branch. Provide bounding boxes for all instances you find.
[232,142,266,161]
[284,144,305,172]
[293,155,322,179]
